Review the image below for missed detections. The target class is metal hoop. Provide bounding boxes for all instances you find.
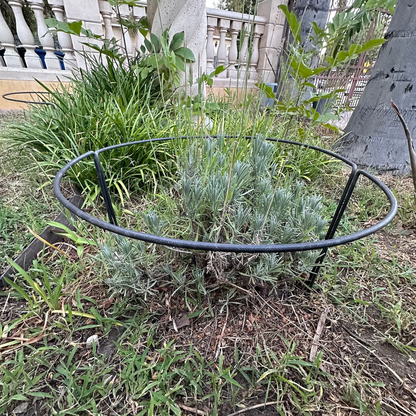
[2,91,55,108]
[54,136,398,287]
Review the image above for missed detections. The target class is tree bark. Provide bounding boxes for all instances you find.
[293,0,330,65]
[336,0,416,174]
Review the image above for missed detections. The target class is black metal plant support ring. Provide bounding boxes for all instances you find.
[2,91,56,109]
[53,136,398,288]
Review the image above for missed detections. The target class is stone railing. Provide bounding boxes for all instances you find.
[0,0,286,86]
[0,0,76,79]
[206,8,266,87]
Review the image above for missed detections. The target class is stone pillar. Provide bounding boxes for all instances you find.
[8,0,43,68]
[228,20,241,79]
[238,22,250,80]
[133,5,146,52]
[249,24,264,81]
[28,0,62,69]
[118,4,133,56]
[0,7,23,67]
[257,0,288,83]
[206,16,217,75]
[216,18,229,78]
[62,0,104,69]
[49,0,77,69]
[99,0,115,40]
[147,0,207,96]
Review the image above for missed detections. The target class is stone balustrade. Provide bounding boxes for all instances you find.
[1,0,286,89]
[206,8,266,86]
[0,0,75,72]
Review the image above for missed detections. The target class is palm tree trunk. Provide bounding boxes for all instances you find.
[337,1,416,173]
[293,0,330,67]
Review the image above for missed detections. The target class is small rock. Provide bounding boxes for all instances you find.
[13,402,29,414]
[86,334,100,349]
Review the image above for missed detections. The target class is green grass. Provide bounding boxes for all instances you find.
[0,130,59,273]
[1,144,415,415]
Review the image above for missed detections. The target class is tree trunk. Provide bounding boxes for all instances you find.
[336,1,416,174]
[293,0,330,64]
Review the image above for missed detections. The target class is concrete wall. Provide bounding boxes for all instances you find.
[0,80,71,110]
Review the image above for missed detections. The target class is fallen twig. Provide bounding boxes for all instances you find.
[227,401,278,416]
[177,402,207,416]
[215,307,229,360]
[382,398,416,416]
[2,311,49,354]
[309,309,328,361]
[391,100,416,193]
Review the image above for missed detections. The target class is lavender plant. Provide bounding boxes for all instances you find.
[99,136,328,296]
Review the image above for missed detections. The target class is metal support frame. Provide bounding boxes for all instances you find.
[2,91,56,108]
[93,152,118,226]
[51,136,397,288]
[308,168,360,287]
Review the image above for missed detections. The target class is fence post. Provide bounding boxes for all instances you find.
[256,0,288,83]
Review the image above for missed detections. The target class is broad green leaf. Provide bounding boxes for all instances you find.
[255,82,275,99]
[175,56,186,72]
[360,38,386,53]
[9,394,28,401]
[175,47,195,62]
[348,44,362,56]
[289,59,313,79]
[45,18,82,36]
[312,66,329,76]
[67,20,82,35]
[336,50,349,62]
[279,5,301,44]
[187,310,204,318]
[214,64,227,76]
[170,31,184,51]
[150,33,160,52]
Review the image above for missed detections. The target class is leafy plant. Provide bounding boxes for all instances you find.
[273,4,386,130]
[47,221,97,258]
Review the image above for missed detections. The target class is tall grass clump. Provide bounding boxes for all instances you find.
[5,30,198,200]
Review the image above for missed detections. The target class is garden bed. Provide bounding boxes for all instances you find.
[1,112,415,414]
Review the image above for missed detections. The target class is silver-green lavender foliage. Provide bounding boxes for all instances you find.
[101,136,329,294]
[96,235,157,298]
[176,135,328,283]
